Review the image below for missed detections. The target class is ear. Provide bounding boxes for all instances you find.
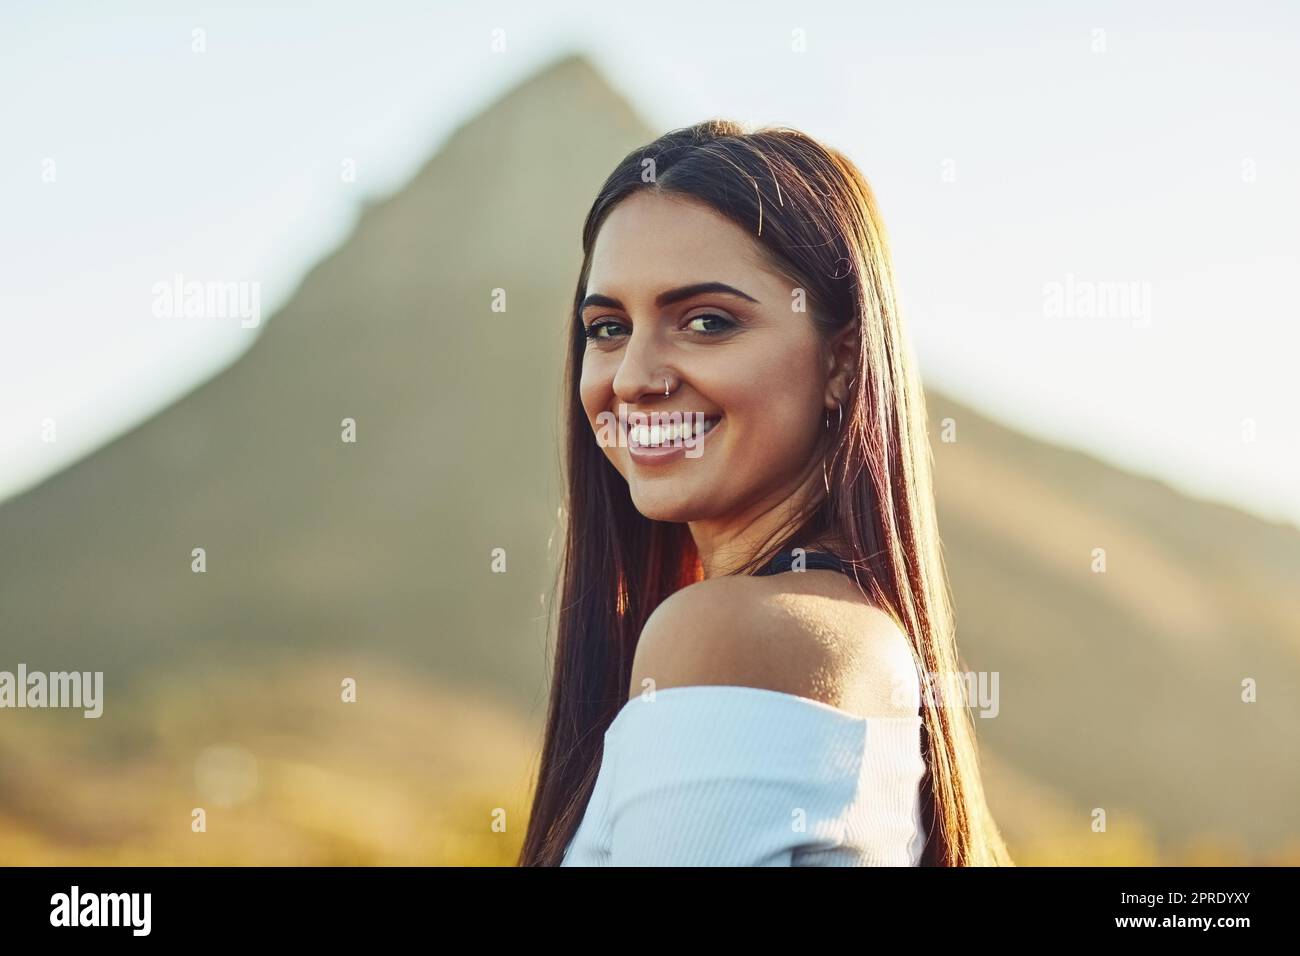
[822,324,859,410]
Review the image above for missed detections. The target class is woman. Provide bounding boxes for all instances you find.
[519,120,1012,866]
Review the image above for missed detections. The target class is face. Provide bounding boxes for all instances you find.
[578,190,842,529]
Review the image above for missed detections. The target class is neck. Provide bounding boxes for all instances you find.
[688,463,833,579]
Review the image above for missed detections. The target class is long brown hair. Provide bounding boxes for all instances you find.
[519,119,1012,866]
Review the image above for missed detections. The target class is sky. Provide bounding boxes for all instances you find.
[2,0,1297,527]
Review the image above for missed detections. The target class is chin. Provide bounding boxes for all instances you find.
[628,494,696,523]
[625,480,713,523]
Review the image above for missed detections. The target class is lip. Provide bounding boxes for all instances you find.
[626,415,723,466]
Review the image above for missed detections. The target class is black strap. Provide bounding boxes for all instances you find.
[754,548,850,577]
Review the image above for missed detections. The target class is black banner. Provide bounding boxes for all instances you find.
[0,866,1282,941]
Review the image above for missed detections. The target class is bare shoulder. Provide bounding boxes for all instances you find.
[629,570,921,718]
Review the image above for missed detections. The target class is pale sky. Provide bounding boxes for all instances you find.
[2,0,1296,527]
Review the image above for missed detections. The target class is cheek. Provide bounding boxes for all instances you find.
[726,403,818,466]
[578,357,625,467]
[577,358,608,422]
[714,336,821,421]
[706,354,822,469]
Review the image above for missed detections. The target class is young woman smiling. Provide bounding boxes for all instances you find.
[519,120,1012,867]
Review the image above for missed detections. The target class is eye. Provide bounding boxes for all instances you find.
[685,312,736,335]
[584,319,628,341]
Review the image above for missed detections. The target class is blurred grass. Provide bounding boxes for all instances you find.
[0,654,534,865]
[1,653,1293,865]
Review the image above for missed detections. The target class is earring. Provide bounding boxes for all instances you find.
[823,401,843,494]
[664,378,670,397]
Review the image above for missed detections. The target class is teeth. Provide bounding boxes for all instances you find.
[629,416,720,447]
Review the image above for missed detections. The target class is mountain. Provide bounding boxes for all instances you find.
[0,52,1295,864]
[927,392,1300,860]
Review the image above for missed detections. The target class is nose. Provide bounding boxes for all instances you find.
[610,324,674,406]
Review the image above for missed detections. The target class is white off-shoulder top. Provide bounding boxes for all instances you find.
[560,684,928,866]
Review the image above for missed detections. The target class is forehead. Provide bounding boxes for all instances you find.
[586,190,779,297]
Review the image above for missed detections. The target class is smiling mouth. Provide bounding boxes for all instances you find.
[626,415,722,448]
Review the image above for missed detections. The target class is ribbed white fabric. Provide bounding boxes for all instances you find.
[560,684,927,866]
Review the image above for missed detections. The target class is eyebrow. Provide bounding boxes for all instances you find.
[580,281,760,312]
